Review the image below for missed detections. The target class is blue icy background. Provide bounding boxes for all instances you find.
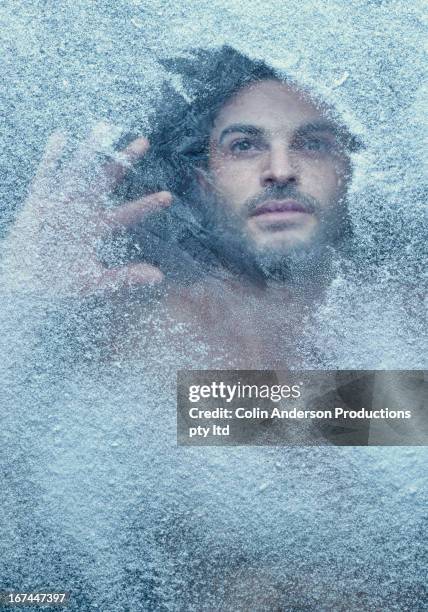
[1,1,427,610]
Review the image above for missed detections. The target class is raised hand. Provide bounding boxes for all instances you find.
[1,122,172,298]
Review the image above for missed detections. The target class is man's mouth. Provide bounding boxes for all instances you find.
[250,199,313,219]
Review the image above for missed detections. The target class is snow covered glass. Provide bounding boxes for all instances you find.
[0,2,426,609]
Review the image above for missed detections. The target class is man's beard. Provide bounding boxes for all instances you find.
[201,184,350,285]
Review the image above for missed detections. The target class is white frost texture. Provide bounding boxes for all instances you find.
[0,1,427,611]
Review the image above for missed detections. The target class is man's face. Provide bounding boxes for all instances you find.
[205,79,352,261]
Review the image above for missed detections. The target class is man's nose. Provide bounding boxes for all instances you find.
[260,144,299,188]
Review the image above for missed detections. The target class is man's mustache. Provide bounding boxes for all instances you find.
[245,185,319,216]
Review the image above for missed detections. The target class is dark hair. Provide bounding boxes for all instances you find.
[117,46,359,282]
[113,46,284,281]
[123,45,361,200]
[121,45,280,201]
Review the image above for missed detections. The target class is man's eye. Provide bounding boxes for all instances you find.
[229,138,259,154]
[297,136,334,153]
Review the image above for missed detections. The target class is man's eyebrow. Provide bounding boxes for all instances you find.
[294,120,340,136]
[218,123,265,145]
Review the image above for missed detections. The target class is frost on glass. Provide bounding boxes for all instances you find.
[0,1,426,610]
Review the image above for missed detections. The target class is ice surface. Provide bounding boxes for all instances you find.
[0,1,427,610]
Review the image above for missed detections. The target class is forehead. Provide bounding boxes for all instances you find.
[211,79,328,139]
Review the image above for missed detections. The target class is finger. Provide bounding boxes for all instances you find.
[99,136,150,192]
[64,121,124,192]
[82,262,164,295]
[101,191,172,229]
[32,131,67,194]
[75,120,124,163]
[10,131,68,232]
